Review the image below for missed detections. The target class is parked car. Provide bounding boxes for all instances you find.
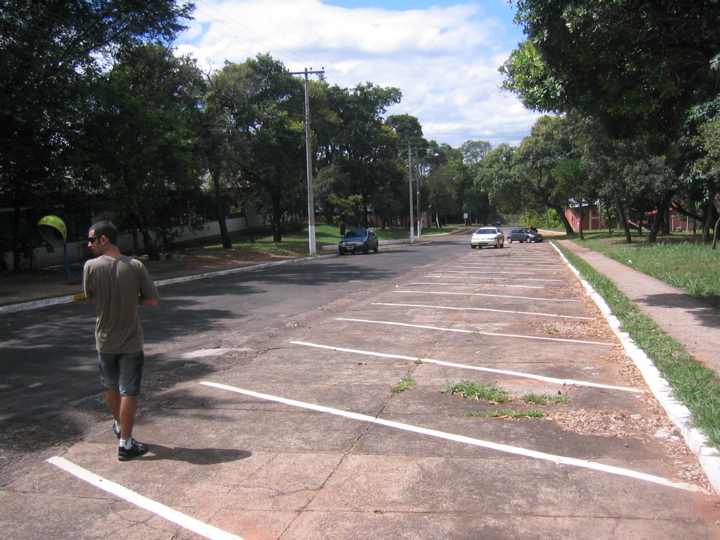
[470,227,504,249]
[507,228,544,243]
[338,228,379,255]
[491,219,502,226]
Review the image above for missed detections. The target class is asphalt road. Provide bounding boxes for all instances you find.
[0,237,461,480]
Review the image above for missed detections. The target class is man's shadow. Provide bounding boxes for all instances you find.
[144,444,252,465]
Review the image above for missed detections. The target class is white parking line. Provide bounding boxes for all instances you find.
[449,265,563,269]
[336,317,614,346]
[291,341,641,393]
[47,457,242,540]
[424,276,565,282]
[396,290,579,302]
[371,302,594,320]
[412,281,544,289]
[437,270,536,275]
[200,381,693,491]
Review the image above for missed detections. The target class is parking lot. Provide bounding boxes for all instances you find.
[3,240,718,539]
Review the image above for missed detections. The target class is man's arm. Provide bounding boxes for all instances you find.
[139,297,158,307]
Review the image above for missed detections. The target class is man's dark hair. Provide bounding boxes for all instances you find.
[91,221,118,245]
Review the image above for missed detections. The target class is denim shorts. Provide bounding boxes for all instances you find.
[98,351,145,396]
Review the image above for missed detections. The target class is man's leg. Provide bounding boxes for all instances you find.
[105,388,121,422]
[118,395,136,439]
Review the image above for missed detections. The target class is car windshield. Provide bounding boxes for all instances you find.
[343,229,365,238]
[475,228,496,234]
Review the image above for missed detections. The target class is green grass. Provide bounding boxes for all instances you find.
[555,241,720,450]
[571,231,720,308]
[392,375,417,393]
[522,393,569,405]
[442,380,511,403]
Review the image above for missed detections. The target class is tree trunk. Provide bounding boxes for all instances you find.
[12,204,22,271]
[130,213,160,260]
[271,192,282,243]
[702,200,717,243]
[713,217,720,250]
[578,201,585,241]
[616,199,632,243]
[242,202,255,243]
[550,204,574,234]
[648,192,673,243]
[211,168,232,249]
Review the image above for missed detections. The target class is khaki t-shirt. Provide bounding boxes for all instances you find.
[83,255,158,354]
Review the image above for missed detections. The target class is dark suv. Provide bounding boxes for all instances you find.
[339,229,379,255]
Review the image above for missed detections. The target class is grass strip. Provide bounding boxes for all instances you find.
[555,242,720,450]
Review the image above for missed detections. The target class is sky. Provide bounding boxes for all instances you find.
[175,0,541,148]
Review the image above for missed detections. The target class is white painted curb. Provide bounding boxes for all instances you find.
[552,242,720,496]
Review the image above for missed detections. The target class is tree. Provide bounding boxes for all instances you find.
[475,143,518,216]
[502,0,720,143]
[689,119,720,247]
[77,43,206,259]
[513,116,575,233]
[207,55,306,243]
[315,83,402,230]
[577,115,679,243]
[0,0,194,269]
[460,140,493,168]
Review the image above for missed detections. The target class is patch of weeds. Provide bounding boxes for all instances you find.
[465,410,544,419]
[391,375,417,393]
[523,393,569,405]
[442,380,510,403]
[546,325,558,334]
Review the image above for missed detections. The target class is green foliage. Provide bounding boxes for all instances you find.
[77,43,206,258]
[391,376,417,393]
[442,380,510,403]
[505,0,720,141]
[0,0,194,268]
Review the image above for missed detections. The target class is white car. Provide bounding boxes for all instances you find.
[471,227,504,249]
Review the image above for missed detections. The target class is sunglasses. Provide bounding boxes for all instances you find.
[88,236,102,243]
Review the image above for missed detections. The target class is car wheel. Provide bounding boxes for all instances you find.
[471,244,476,249]
[339,248,345,255]
[373,244,379,253]
[508,238,512,243]
[498,240,504,248]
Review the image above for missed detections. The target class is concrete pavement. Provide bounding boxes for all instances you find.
[2,239,719,539]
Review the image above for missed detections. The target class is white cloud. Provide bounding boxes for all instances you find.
[176,0,540,147]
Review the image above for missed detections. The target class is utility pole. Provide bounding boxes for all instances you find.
[291,68,324,255]
[408,144,415,244]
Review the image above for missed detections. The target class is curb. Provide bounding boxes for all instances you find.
[551,241,720,497]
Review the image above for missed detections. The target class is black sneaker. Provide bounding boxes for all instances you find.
[118,439,149,462]
[112,421,121,439]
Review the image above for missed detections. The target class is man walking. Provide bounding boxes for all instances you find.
[83,221,158,461]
